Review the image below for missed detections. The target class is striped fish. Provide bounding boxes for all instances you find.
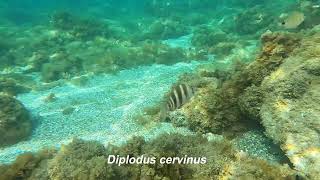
[166,84,195,111]
[160,84,195,120]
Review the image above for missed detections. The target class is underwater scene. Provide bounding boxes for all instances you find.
[0,0,320,179]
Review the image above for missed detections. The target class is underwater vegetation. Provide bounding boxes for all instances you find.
[0,134,299,180]
[50,11,111,40]
[0,11,196,83]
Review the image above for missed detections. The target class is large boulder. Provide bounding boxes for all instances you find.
[240,28,320,178]
[0,94,32,147]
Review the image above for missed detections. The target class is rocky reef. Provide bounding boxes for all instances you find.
[0,94,32,147]
[160,25,320,178]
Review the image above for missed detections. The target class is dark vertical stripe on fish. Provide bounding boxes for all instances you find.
[169,96,175,111]
[186,85,193,99]
[180,85,186,105]
[173,88,180,108]
[177,86,184,108]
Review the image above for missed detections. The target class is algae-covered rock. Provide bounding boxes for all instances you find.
[41,53,83,82]
[165,30,300,135]
[0,95,32,147]
[218,154,297,179]
[46,139,113,180]
[0,149,56,180]
[0,78,30,96]
[143,19,188,40]
[161,27,320,178]
[51,11,110,40]
[258,46,320,178]
[191,27,229,48]
[238,29,320,178]
[233,6,275,35]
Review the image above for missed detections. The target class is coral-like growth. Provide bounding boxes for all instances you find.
[0,95,32,147]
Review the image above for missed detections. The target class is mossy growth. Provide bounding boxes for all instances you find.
[142,18,188,40]
[0,37,16,69]
[133,104,161,127]
[46,139,113,180]
[191,27,229,48]
[233,6,275,35]
[218,155,298,179]
[0,133,297,179]
[50,11,110,40]
[0,78,30,96]
[208,42,237,57]
[245,31,301,85]
[91,41,188,74]
[0,149,56,180]
[139,41,188,65]
[0,95,32,147]
[165,31,301,135]
[41,53,83,82]
[190,27,238,59]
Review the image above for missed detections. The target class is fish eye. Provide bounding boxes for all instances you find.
[281,21,286,25]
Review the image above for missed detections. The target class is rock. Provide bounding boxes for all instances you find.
[0,95,32,147]
[0,78,30,96]
[240,29,320,178]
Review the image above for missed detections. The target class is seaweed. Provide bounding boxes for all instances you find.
[0,133,298,179]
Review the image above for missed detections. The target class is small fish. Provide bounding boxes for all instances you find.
[280,11,305,29]
[160,84,195,120]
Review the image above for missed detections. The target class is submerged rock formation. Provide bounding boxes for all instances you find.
[163,26,320,178]
[255,28,320,178]
[0,95,32,147]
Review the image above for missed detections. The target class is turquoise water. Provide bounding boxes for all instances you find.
[1,1,320,179]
